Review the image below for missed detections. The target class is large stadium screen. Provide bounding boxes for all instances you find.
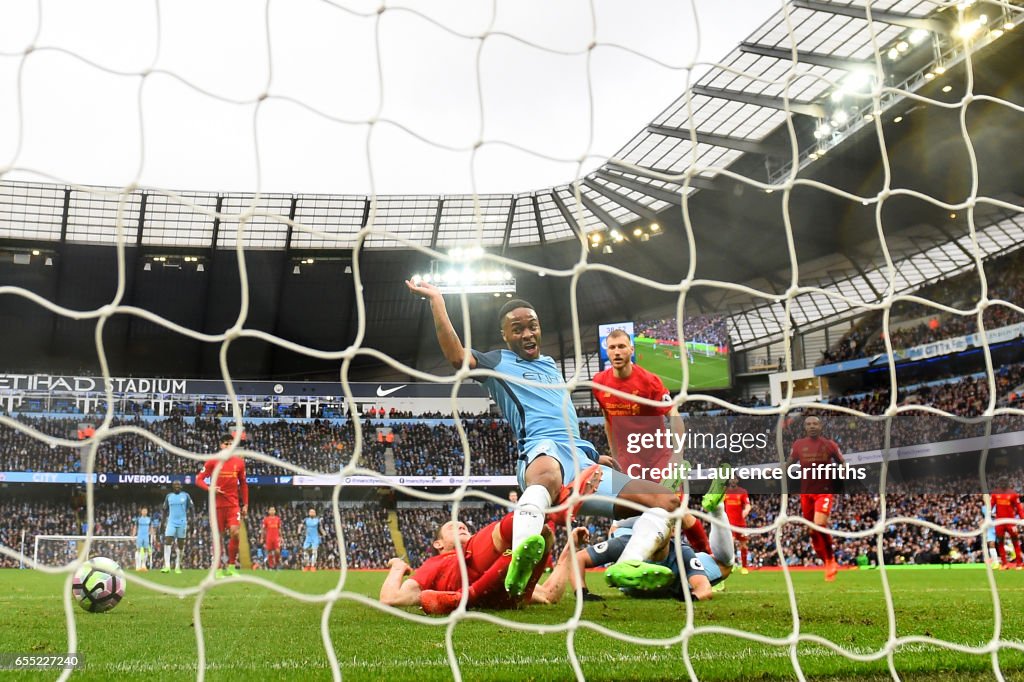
[628,315,732,391]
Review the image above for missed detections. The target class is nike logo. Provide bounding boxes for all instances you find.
[376,385,406,397]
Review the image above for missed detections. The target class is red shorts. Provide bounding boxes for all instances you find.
[464,521,503,575]
[265,537,281,551]
[216,506,241,532]
[727,516,747,541]
[801,494,834,519]
[995,522,1020,539]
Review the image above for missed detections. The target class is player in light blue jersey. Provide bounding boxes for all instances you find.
[132,507,155,571]
[301,508,321,572]
[407,280,682,596]
[162,481,195,573]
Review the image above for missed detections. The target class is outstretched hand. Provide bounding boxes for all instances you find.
[406,278,442,300]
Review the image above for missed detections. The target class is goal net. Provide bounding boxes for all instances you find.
[33,535,136,570]
[1,0,1023,680]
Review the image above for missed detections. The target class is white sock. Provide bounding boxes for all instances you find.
[512,485,551,549]
[990,547,1000,562]
[175,546,182,569]
[619,508,670,563]
[311,548,318,566]
[164,544,171,568]
[707,503,735,567]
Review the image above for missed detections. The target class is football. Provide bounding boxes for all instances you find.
[72,557,125,613]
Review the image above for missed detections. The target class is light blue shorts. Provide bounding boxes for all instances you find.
[516,438,631,517]
[695,551,724,585]
[136,537,152,549]
[987,527,997,544]
[165,523,187,540]
[304,539,320,549]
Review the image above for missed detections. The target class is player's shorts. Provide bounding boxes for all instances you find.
[215,506,242,532]
[265,537,281,551]
[462,520,504,574]
[800,494,834,519]
[727,516,747,541]
[165,523,187,539]
[517,438,630,517]
[986,526,997,543]
[136,537,152,549]
[303,538,321,549]
[994,522,1020,539]
[587,536,718,599]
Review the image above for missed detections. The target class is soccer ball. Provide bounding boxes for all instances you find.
[72,557,125,613]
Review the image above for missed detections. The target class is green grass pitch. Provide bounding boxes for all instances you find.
[2,567,1024,681]
[633,338,731,392]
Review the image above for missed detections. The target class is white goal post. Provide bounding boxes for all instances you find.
[33,535,136,569]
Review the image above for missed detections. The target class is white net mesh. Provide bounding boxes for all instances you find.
[1,1,1024,680]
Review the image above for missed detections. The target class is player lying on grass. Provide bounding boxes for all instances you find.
[407,279,683,596]
[379,513,556,614]
[540,476,738,603]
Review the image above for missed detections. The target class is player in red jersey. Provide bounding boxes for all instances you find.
[593,329,711,556]
[787,416,844,582]
[723,476,752,574]
[196,432,249,578]
[262,506,282,570]
[379,513,556,614]
[991,480,1024,569]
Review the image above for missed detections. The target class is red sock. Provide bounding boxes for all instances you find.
[1013,539,1023,566]
[467,555,512,605]
[740,545,749,568]
[228,536,239,566]
[809,531,827,564]
[684,521,711,555]
[821,532,834,563]
[498,513,514,547]
[268,553,276,569]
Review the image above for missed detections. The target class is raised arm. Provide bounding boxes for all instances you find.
[406,279,476,370]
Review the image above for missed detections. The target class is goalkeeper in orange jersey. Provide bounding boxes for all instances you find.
[196,432,249,578]
[991,479,1024,569]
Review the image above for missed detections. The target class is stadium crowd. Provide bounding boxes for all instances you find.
[390,421,518,477]
[2,477,1015,571]
[3,362,1024,476]
[822,249,1024,365]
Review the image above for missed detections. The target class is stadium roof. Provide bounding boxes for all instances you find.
[0,0,1022,376]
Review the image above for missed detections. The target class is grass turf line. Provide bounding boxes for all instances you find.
[1,568,1023,681]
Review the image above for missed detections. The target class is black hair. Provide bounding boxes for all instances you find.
[497,299,535,326]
